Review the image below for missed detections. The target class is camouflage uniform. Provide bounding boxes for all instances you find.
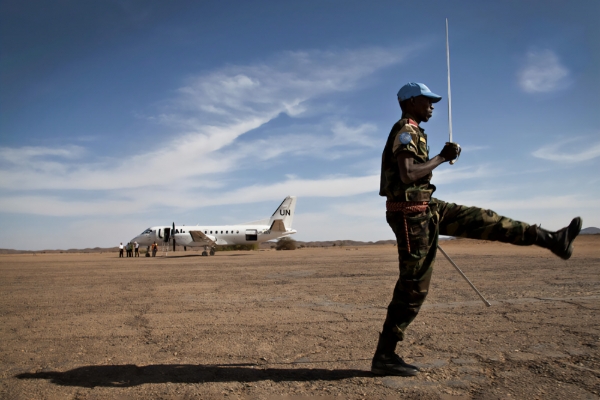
[379,113,535,341]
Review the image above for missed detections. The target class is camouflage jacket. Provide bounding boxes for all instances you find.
[379,113,436,202]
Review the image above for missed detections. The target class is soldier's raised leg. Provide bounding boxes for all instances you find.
[434,199,582,260]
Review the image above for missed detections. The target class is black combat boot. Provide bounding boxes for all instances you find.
[371,332,419,377]
[534,217,582,260]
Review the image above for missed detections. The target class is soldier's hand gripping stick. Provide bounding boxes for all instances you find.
[446,142,461,165]
[440,142,461,162]
[438,245,492,307]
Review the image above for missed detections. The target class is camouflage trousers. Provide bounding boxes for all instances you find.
[382,198,536,341]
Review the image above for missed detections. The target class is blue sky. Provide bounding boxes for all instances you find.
[1,0,599,250]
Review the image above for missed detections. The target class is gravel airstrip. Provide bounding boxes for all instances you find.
[1,236,599,399]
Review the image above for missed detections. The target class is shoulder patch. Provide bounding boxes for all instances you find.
[400,122,420,135]
[399,132,412,145]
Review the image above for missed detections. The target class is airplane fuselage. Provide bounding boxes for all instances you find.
[132,224,296,248]
[129,196,297,254]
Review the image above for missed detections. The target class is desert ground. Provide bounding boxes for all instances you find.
[1,236,599,400]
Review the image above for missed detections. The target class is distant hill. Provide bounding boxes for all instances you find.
[581,227,600,235]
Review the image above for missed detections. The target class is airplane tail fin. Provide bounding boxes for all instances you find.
[268,196,296,232]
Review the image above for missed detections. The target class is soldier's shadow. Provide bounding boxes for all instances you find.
[16,363,372,388]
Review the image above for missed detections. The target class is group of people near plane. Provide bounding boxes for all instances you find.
[118,241,140,257]
[118,241,158,257]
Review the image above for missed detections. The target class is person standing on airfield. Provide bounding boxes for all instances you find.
[134,241,140,257]
[119,242,124,258]
[151,242,158,257]
[372,82,582,377]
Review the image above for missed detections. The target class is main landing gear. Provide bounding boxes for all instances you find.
[201,245,216,256]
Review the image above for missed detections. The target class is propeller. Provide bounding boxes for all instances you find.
[172,222,176,251]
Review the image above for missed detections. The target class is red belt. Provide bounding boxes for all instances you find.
[386,201,429,253]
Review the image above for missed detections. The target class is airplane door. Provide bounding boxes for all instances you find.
[245,229,258,241]
[164,227,171,243]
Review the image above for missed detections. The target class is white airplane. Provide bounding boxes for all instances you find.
[130,196,297,256]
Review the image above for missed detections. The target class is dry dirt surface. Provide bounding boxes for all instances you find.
[1,237,599,400]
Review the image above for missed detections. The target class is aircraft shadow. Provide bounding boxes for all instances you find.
[158,254,209,258]
[151,253,257,258]
[16,363,372,388]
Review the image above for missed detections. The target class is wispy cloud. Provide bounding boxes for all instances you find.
[215,174,380,204]
[0,174,381,216]
[460,145,490,152]
[168,48,408,128]
[433,165,493,184]
[295,209,389,242]
[333,197,385,219]
[0,145,85,165]
[518,49,570,93]
[0,46,422,217]
[228,120,379,164]
[532,137,600,163]
[448,189,598,210]
[0,161,494,217]
[0,195,140,217]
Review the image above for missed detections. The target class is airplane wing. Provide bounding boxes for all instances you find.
[189,230,216,244]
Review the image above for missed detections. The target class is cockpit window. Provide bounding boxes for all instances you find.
[141,228,152,234]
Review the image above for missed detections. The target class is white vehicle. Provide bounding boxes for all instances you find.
[130,196,297,256]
